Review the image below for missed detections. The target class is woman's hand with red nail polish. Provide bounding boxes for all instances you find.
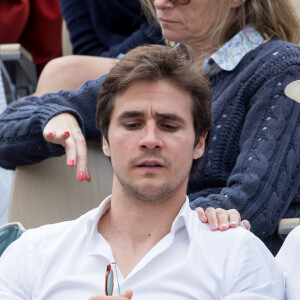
[43,113,90,182]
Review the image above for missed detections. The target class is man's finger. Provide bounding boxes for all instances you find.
[195,207,208,223]
[88,289,133,300]
[122,289,133,299]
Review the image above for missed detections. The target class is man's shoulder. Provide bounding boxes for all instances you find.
[18,207,99,248]
[276,225,300,259]
[191,213,263,253]
[286,225,300,239]
[187,214,279,285]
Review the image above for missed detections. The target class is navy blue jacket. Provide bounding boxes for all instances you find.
[60,0,164,57]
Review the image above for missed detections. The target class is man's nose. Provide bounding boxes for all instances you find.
[138,122,163,150]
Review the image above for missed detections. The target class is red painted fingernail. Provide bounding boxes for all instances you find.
[77,173,84,182]
[86,171,91,181]
[64,131,70,136]
[67,159,75,166]
[47,131,54,137]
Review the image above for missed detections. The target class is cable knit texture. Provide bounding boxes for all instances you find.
[188,39,300,255]
[0,39,299,255]
[60,0,164,57]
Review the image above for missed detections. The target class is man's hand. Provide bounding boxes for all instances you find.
[196,207,250,231]
[89,290,133,300]
[43,113,91,182]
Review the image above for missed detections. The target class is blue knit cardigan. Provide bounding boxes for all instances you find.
[0,39,299,254]
[60,0,164,57]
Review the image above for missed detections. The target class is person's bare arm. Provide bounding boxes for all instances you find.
[35,56,117,95]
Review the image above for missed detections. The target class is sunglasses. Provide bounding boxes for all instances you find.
[105,263,121,296]
[152,0,191,6]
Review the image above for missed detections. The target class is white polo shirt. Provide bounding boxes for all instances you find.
[0,196,284,300]
[276,225,300,300]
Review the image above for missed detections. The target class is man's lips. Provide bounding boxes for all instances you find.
[136,160,164,169]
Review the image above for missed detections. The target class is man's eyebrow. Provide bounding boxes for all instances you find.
[155,112,186,124]
[117,111,144,121]
[117,111,186,125]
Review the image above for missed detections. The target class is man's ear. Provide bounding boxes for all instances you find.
[230,0,246,8]
[193,132,208,160]
[102,137,111,157]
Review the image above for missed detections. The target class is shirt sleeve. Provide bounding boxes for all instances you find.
[0,232,33,300]
[223,232,285,299]
[189,64,300,244]
[0,75,105,169]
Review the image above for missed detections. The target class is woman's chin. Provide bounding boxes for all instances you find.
[161,30,183,44]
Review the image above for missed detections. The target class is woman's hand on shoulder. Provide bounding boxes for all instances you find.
[43,113,91,182]
[196,207,250,231]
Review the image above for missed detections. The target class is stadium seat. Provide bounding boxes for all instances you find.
[9,141,113,229]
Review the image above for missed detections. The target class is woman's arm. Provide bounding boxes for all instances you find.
[0,76,105,169]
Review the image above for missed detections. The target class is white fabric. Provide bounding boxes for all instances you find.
[0,68,14,226]
[276,225,300,300]
[0,64,7,113]
[0,167,13,225]
[0,196,284,300]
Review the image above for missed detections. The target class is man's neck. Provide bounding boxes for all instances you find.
[97,182,186,277]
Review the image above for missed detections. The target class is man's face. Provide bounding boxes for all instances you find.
[103,80,205,202]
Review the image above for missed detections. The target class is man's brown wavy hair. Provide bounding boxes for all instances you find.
[96,45,212,175]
